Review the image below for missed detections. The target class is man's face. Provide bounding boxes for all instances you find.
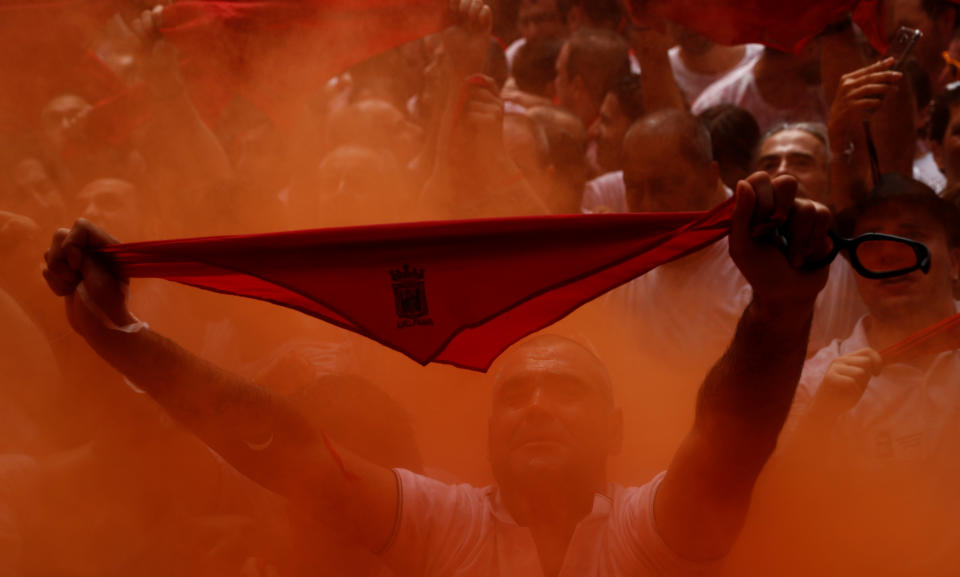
[11,158,66,226]
[755,130,830,205]
[41,94,92,152]
[623,134,717,212]
[933,102,960,187]
[588,92,631,173]
[517,0,565,44]
[854,203,959,323]
[488,342,618,486]
[76,179,140,240]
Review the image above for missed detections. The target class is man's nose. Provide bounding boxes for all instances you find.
[772,158,791,177]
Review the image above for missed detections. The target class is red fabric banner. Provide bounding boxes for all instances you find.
[155,0,448,126]
[100,199,736,371]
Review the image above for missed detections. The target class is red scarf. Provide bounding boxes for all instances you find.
[101,200,735,371]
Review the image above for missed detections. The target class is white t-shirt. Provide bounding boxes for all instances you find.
[609,236,753,372]
[381,469,714,577]
[582,171,627,214]
[913,150,947,194]
[668,44,764,106]
[790,304,960,468]
[580,173,863,359]
[691,63,826,135]
[505,37,526,71]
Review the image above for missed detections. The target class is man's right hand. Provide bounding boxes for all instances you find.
[42,219,135,338]
[828,57,902,152]
[809,348,882,420]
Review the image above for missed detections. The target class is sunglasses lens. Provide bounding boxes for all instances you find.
[856,239,918,274]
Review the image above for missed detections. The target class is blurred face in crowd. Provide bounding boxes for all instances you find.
[517,0,565,44]
[327,99,423,167]
[76,178,140,241]
[883,0,956,90]
[488,337,620,489]
[41,94,92,153]
[588,92,631,174]
[854,202,959,325]
[755,129,830,205]
[554,43,596,127]
[932,102,960,187]
[10,158,67,228]
[622,125,720,213]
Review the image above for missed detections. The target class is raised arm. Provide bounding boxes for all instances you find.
[654,172,833,560]
[41,219,398,554]
[419,0,548,218]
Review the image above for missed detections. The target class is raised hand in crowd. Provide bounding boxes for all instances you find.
[621,0,686,113]
[125,4,233,195]
[828,57,910,214]
[420,0,548,218]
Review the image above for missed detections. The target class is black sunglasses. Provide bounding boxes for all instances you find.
[766,228,932,279]
[818,230,931,279]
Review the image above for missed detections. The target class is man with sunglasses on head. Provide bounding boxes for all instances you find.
[788,175,960,468]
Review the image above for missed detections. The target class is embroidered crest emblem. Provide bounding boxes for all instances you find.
[391,264,433,328]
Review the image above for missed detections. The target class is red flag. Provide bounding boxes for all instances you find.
[100,199,735,371]
[156,0,448,126]
[2,0,447,137]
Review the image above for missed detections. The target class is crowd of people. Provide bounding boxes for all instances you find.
[4,0,960,575]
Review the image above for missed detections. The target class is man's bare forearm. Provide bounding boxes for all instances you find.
[695,299,814,465]
[656,298,815,560]
[79,323,336,499]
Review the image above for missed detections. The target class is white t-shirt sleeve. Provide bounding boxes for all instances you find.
[608,472,718,576]
[380,468,488,577]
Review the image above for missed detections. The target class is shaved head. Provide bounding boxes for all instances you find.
[624,109,713,170]
[622,110,722,212]
[493,334,613,406]
[488,334,620,491]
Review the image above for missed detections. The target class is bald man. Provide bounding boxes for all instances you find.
[582,110,725,216]
[596,111,857,373]
[42,171,834,576]
[596,112,750,374]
